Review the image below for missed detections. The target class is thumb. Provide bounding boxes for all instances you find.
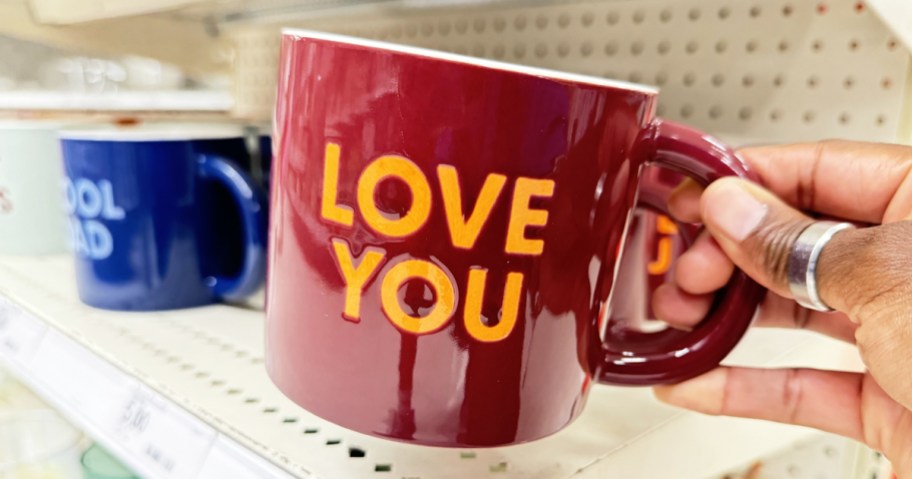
[700,178,911,317]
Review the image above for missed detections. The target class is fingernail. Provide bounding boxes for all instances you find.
[704,180,768,242]
[653,368,727,413]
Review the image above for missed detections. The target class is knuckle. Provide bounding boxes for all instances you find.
[823,222,912,320]
[750,217,809,287]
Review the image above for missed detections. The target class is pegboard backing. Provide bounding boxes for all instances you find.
[231,0,911,144]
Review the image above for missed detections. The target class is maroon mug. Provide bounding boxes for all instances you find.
[267,30,764,447]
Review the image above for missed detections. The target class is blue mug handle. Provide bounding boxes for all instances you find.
[197,154,268,301]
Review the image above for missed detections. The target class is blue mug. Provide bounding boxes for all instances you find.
[60,124,267,311]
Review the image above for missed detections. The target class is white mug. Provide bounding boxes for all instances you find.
[0,121,68,255]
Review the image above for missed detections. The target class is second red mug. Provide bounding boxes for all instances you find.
[267,30,764,447]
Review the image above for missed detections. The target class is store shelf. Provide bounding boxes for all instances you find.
[0,90,232,112]
[0,255,863,479]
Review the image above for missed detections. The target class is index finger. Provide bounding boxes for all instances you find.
[738,141,912,223]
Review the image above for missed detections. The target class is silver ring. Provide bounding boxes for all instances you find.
[787,221,855,312]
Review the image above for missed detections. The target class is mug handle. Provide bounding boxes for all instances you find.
[196,154,268,301]
[595,119,765,385]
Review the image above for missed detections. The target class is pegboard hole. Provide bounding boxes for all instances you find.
[816,2,828,15]
[688,8,701,21]
[685,41,699,54]
[244,397,259,404]
[420,23,433,36]
[658,41,671,55]
[227,388,241,395]
[180,363,193,371]
[283,417,298,424]
[824,446,838,457]
[489,462,509,473]
[854,1,865,13]
[454,19,468,34]
[773,75,785,87]
[811,39,824,52]
[493,17,506,32]
[250,357,264,364]
[739,107,753,120]
[655,72,668,86]
[535,14,548,29]
[683,73,696,87]
[348,447,366,458]
[746,40,758,53]
[711,74,725,86]
[849,39,860,51]
[535,44,548,58]
[876,115,887,126]
[844,77,855,89]
[778,40,789,52]
[304,428,320,434]
[887,38,898,50]
[604,42,618,56]
[659,9,672,23]
[581,12,595,26]
[460,451,477,459]
[557,13,571,28]
[326,439,342,445]
[656,105,667,116]
[680,105,694,118]
[263,407,278,413]
[839,113,851,125]
[405,25,418,37]
[606,11,620,25]
[882,77,893,89]
[782,4,794,16]
[803,111,816,123]
[579,42,593,57]
[437,21,451,36]
[628,72,642,83]
[195,371,209,378]
[492,45,506,59]
[472,45,485,57]
[709,106,723,119]
[770,109,782,121]
[742,75,755,87]
[749,6,762,17]
[807,76,819,88]
[717,7,731,19]
[211,379,225,387]
[472,18,485,33]
[512,44,526,58]
[632,10,646,24]
[556,43,569,58]
[374,464,392,472]
[631,42,645,56]
[715,41,727,53]
[513,15,527,30]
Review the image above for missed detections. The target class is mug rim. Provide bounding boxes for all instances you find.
[282,28,659,95]
[59,122,246,142]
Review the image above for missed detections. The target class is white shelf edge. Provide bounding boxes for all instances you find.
[0,90,233,112]
[0,294,296,479]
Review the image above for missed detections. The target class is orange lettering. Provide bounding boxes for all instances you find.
[321,143,354,226]
[437,165,506,249]
[331,239,385,321]
[380,259,456,334]
[357,156,431,238]
[464,268,523,342]
[505,177,555,255]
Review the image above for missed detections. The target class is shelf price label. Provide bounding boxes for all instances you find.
[114,386,217,479]
[0,297,48,364]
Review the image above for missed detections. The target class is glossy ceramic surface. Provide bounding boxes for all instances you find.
[61,134,267,311]
[267,30,763,447]
[0,122,68,255]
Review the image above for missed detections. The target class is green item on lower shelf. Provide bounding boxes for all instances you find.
[80,444,139,479]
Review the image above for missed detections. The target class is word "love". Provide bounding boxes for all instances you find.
[320,143,555,342]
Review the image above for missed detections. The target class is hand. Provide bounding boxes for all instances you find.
[651,141,912,474]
